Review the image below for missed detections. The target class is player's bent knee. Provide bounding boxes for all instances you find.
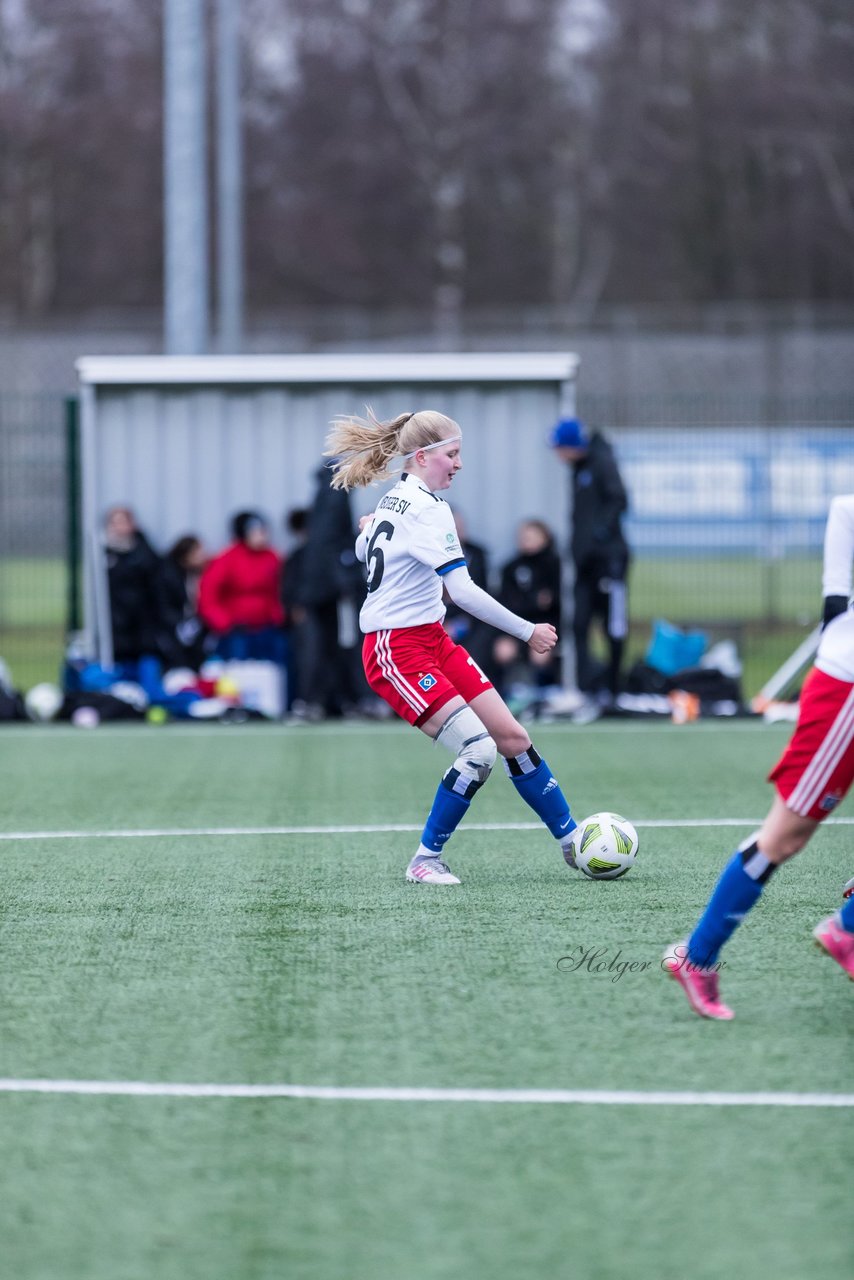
[759,803,818,863]
[495,723,530,759]
[435,705,497,790]
[453,734,497,784]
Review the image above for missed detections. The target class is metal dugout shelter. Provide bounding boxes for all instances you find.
[76,352,579,664]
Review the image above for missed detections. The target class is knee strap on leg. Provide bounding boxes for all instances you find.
[435,705,497,798]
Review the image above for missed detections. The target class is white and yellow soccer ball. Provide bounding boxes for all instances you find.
[571,812,639,879]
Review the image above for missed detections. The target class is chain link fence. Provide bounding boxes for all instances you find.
[601,418,852,698]
[1,383,850,699]
[0,394,71,691]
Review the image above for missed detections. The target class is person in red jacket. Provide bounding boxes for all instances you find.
[198,511,285,663]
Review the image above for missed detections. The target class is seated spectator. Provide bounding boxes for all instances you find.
[100,506,198,715]
[198,511,285,663]
[491,519,562,700]
[154,534,210,671]
[103,505,161,663]
[281,507,310,709]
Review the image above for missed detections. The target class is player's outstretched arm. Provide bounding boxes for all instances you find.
[442,566,534,643]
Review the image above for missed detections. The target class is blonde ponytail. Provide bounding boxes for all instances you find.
[325,408,461,490]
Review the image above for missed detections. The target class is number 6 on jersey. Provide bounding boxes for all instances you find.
[366,520,394,594]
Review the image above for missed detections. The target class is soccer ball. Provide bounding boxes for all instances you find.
[571,812,639,879]
[25,682,64,722]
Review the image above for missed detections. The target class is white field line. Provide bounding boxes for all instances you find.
[1,817,853,842]
[0,1079,851,1106]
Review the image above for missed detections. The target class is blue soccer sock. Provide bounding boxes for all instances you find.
[687,839,776,967]
[418,768,484,856]
[839,895,854,932]
[502,745,576,842]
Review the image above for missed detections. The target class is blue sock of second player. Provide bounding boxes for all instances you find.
[503,745,576,842]
[687,839,776,967]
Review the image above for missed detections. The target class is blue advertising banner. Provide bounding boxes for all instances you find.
[614,428,854,554]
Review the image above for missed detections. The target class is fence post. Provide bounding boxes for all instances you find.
[65,396,81,634]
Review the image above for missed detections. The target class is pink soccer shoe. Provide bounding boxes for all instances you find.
[813,916,854,980]
[663,940,735,1021]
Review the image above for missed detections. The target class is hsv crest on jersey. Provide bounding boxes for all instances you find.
[418,673,438,691]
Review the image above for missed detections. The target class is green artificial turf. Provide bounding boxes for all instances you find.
[0,721,851,1280]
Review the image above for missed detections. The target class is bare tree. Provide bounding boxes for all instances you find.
[0,0,161,316]
[0,0,852,322]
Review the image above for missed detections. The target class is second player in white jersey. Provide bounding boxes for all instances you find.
[817,493,854,682]
[663,491,854,1019]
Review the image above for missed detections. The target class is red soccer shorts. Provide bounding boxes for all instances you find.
[362,622,494,727]
[769,667,854,820]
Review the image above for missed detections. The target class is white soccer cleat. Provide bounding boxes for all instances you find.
[405,858,461,885]
[561,836,578,870]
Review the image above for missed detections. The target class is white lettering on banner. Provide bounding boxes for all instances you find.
[621,441,854,529]
[626,460,748,518]
[771,457,854,516]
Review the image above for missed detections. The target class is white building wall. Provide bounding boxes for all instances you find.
[77,354,579,653]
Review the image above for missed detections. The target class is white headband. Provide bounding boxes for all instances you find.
[403,434,462,460]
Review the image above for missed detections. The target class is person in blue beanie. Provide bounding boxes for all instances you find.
[549,418,630,701]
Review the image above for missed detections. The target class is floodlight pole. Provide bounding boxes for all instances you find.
[164,0,210,354]
[216,0,244,353]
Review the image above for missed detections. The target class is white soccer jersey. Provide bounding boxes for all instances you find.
[817,613,854,682]
[356,472,466,632]
[817,493,854,682]
[822,494,854,600]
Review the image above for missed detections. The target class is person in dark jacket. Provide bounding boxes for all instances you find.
[550,418,630,699]
[491,519,562,698]
[154,534,209,670]
[294,462,371,718]
[281,507,310,709]
[103,505,161,663]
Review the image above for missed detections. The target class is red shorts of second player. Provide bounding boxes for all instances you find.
[362,622,494,727]
[769,666,854,820]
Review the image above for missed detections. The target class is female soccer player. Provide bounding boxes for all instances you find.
[664,494,854,1018]
[325,408,578,885]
